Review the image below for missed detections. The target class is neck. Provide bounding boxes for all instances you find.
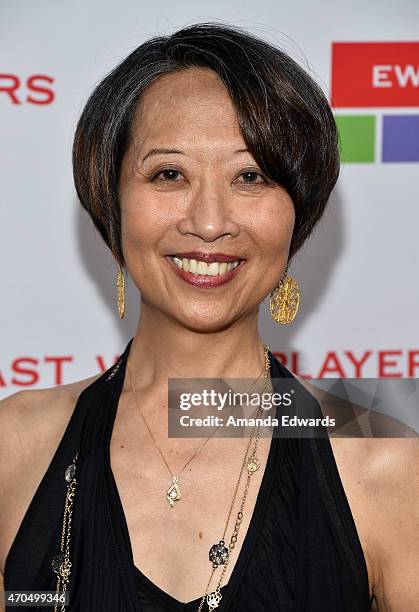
[127,301,267,388]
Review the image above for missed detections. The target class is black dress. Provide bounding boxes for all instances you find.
[4,339,371,611]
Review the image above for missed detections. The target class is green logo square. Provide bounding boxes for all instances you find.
[335,115,376,163]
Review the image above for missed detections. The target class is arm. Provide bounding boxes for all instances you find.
[0,391,33,612]
[369,439,419,610]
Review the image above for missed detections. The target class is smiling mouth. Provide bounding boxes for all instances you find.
[168,255,243,276]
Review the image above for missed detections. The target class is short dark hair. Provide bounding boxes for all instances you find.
[73,22,340,264]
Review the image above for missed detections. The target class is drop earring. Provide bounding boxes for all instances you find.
[269,268,300,324]
[116,265,125,319]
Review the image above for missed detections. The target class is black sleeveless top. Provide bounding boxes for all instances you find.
[4,339,371,611]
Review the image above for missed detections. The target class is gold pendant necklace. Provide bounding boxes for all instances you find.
[127,351,267,508]
[127,362,222,507]
[166,474,181,506]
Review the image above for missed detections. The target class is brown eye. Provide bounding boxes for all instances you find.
[236,171,267,185]
[243,172,262,182]
[152,169,182,182]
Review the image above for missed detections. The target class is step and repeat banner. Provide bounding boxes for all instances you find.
[1,1,418,398]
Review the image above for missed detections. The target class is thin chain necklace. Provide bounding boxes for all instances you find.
[197,346,271,611]
[126,351,267,507]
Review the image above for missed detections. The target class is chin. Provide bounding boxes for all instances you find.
[171,309,239,334]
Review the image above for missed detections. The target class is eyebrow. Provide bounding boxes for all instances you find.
[141,147,249,163]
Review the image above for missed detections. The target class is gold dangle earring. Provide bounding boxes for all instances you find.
[116,265,125,319]
[269,267,300,325]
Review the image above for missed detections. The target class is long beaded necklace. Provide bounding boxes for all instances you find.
[51,344,271,612]
[51,452,78,612]
[196,346,270,611]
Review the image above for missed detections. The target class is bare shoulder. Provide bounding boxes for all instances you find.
[334,437,419,493]
[0,373,103,450]
[329,436,419,510]
[0,372,104,410]
[330,436,419,467]
[0,373,103,466]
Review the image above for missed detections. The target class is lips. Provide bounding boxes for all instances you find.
[165,252,245,287]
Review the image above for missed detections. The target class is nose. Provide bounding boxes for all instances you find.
[176,177,240,242]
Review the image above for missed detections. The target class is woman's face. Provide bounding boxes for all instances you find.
[118,68,295,332]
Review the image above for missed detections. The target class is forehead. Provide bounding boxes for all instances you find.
[130,68,244,152]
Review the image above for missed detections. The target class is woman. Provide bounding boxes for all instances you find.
[0,22,418,612]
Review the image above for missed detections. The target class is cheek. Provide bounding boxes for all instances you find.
[120,192,172,256]
[253,196,295,257]
[121,208,152,254]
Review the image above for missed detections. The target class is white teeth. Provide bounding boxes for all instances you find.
[170,256,241,276]
[197,261,208,275]
[207,262,218,276]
